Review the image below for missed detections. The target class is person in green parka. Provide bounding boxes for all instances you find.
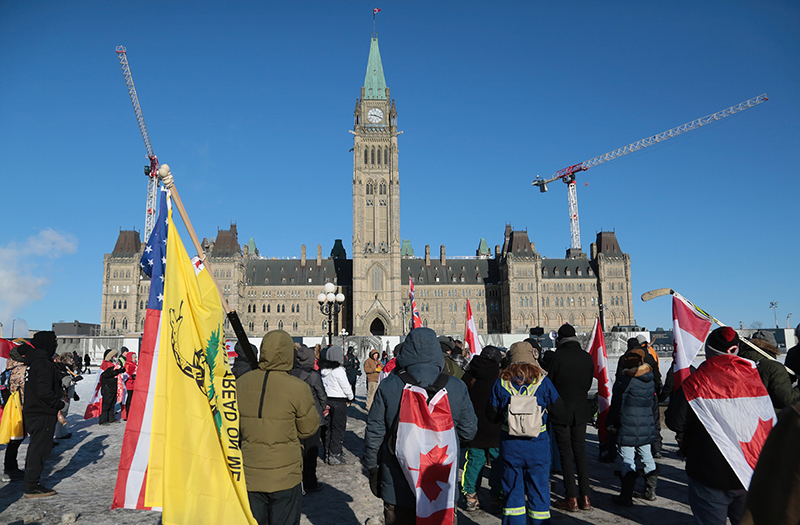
[237,330,319,525]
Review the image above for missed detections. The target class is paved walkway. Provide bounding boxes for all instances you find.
[0,377,700,524]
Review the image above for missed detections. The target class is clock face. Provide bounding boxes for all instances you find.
[367,108,384,124]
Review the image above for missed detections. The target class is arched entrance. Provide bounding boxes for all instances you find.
[369,318,385,336]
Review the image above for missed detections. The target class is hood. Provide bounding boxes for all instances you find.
[258,330,294,372]
[104,348,120,362]
[10,343,30,363]
[294,345,316,369]
[396,327,444,385]
[623,364,653,379]
[466,353,499,380]
[32,331,58,358]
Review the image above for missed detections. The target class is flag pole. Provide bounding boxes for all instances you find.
[158,164,258,370]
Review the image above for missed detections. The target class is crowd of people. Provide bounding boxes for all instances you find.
[3,322,800,525]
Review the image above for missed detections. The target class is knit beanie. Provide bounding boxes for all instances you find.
[32,331,58,357]
[750,330,777,348]
[326,345,344,364]
[557,324,576,339]
[705,327,740,357]
[509,341,538,364]
[627,337,643,350]
[481,345,504,364]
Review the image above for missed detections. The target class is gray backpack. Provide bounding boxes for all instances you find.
[506,378,545,438]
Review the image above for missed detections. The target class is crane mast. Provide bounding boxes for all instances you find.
[533,93,768,252]
[116,45,159,243]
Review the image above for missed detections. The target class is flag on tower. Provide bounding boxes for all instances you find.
[464,299,482,356]
[409,277,422,330]
[672,293,712,390]
[586,318,612,443]
[113,187,170,510]
[373,7,381,15]
[683,354,776,488]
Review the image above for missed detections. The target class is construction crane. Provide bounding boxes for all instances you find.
[116,45,159,243]
[532,93,768,253]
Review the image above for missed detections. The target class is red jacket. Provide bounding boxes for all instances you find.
[124,353,137,390]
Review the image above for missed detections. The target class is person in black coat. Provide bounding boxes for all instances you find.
[546,323,595,512]
[99,349,125,425]
[343,347,361,398]
[232,342,255,379]
[22,331,66,498]
[460,346,504,512]
[607,348,658,506]
[291,344,327,492]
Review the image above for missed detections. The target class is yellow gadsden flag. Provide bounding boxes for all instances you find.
[145,207,256,525]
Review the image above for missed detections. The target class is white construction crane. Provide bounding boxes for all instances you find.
[116,46,160,243]
[533,93,768,253]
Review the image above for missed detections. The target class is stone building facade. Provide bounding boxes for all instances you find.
[100,34,634,338]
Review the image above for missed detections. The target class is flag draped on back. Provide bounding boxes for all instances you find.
[464,299,482,356]
[396,385,457,525]
[672,293,712,389]
[586,318,612,443]
[682,354,776,488]
[143,206,255,524]
[409,277,422,329]
[113,188,169,510]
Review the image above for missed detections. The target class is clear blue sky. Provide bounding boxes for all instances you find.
[1,1,798,336]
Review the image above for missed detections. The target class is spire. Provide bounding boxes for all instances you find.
[363,36,387,100]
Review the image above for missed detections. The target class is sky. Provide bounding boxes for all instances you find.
[1,1,798,336]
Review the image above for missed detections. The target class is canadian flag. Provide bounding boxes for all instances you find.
[586,318,612,443]
[672,293,712,390]
[464,299,482,356]
[409,277,422,329]
[396,385,457,525]
[683,354,775,488]
[84,361,124,419]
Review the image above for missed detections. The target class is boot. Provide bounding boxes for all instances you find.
[612,471,637,507]
[634,468,658,501]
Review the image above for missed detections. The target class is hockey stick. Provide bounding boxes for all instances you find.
[641,288,795,376]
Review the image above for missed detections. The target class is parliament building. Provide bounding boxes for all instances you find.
[100,35,634,339]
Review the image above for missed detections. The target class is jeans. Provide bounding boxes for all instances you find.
[618,444,655,476]
[687,477,746,525]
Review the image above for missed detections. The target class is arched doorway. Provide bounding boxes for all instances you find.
[370,318,385,336]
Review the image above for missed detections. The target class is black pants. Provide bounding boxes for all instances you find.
[99,391,116,424]
[248,483,302,525]
[301,428,320,490]
[652,401,663,455]
[553,422,590,498]
[384,503,458,525]
[125,389,134,420]
[4,438,22,471]
[325,398,348,457]
[24,413,57,487]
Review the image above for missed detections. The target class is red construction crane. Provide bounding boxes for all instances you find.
[116,45,159,243]
[533,93,768,253]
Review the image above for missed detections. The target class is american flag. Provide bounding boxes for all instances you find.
[113,187,169,510]
[409,277,422,329]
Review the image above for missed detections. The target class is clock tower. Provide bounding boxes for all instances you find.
[351,35,402,335]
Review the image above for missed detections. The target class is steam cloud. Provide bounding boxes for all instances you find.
[0,229,78,329]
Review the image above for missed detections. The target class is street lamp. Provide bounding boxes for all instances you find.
[11,319,16,339]
[770,302,779,329]
[787,313,793,329]
[318,282,345,346]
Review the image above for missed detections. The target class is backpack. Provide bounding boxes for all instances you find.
[505,378,545,438]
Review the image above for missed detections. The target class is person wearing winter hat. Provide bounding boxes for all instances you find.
[546,323,595,512]
[738,330,800,410]
[23,331,66,498]
[616,337,664,458]
[291,345,327,492]
[320,345,353,465]
[364,349,382,411]
[786,324,800,384]
[99,348,125,425]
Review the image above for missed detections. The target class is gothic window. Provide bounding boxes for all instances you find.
[122,318,128,330]
[267,304,271,313]
[291,304,295,313]
[371,265,384,291]
[565,267,571,276]
[450,319,456,330]
[110,318,116,330]
[377,147,382,165]
[140,301,144,310]
[292,321,298,331]
[371,148,375,164]
[379,181,386,195]
[366,199,374,207]
[278,320,283,330]
[262,304,266,313]
[384,148,388,164]
[365,148,369,165]
[588,267,594,276]
[379,199,386,207]
[366,181,373,195]
[113,300,117,310]
[141,319,145,330]
[264,321,269,331]
[577,267,583,276]
[126,270,130,278]
[479,318,484,330]
[122,300,127,309]
[554,268,560,276]
[249,322,254,331]
[542,268,548,277]
[282,304,286,313]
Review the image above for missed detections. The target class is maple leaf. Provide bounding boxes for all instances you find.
[739,417,773,469]
[409,445,452,502]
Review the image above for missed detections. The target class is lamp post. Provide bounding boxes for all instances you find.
[770,302,779,329]
[11,319,16,339]
[318,282,345,346]
[340,329,349,352]
[787,313,793,329]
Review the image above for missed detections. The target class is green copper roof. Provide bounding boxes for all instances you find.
[477,238,491,256]
[247,237,257,254]
[363,36,387,100]
[400,239,414,257]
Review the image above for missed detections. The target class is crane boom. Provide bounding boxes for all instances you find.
[116,45,159,243]
[532,93,768,252]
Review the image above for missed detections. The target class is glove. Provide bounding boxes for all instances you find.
[368,467,381,498]
[73,393,80,402]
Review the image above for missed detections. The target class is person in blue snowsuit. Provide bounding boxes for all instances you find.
[488,341,562,524]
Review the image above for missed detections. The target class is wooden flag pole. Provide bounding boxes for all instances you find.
[158,164,258,370]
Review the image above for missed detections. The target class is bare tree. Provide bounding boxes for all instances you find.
[750,321,765,329]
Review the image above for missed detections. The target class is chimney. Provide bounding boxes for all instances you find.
[590,243,597,260]
[317,244,322,265]
[495,245,501,257]
[530,242,536,253]
[301,245,306,266]
[425,245,431,266]
[440,245,446,265]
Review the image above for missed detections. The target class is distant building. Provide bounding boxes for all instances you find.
[100,33,634,338]
[52,320,100,337]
